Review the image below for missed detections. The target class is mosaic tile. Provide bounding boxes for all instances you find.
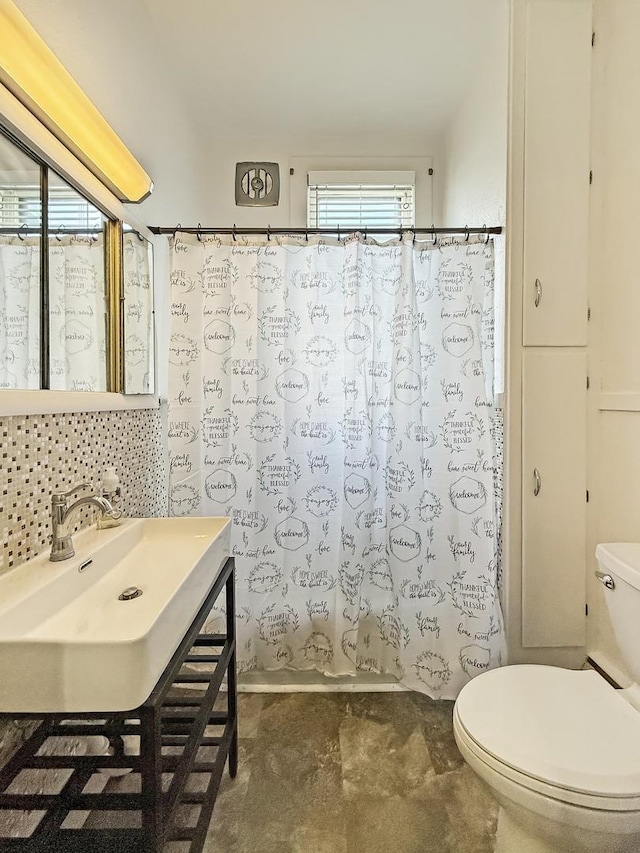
[0,408,167,572]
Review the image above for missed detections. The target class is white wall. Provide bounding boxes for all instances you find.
[195,132,443,229]
[8,0,507,234]
[586,0,640,684]
[12,0,208,225]
[441,2,509,228]
[439,3,508,400]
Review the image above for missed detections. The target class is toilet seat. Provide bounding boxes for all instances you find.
[454,665,640,811]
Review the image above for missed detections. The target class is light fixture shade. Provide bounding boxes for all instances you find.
[0,0,153,203]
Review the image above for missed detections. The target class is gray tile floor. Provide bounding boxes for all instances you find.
[203,692,498,853]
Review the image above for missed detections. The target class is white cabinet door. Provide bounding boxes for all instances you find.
[522,0,591,346]
[522,348,587,647]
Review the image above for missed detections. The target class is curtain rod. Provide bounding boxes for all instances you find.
[0,227,104,235]
[148,225,502,237]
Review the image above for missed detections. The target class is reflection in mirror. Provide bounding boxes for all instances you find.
[123,229,154,394]
[48,173,109,392]
[0,130,42,389]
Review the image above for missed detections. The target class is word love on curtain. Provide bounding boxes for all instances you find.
[167,232,505,699]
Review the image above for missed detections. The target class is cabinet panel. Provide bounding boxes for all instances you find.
[522,349,587,647]
[522,0,591,346]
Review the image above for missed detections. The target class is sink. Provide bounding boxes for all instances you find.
[0,517,230,713]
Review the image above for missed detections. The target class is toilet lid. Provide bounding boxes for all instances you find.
[455,665,640,798]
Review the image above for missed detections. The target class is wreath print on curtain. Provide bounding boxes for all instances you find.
[167,232,505,699]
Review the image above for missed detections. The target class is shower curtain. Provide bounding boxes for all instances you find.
[0,234,107,391]
[0,236,40,389]
[123,233,154,394]
[48,234,107,392]
[167,232,505,699]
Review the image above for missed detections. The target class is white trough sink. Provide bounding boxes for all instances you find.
[0,517,230,713]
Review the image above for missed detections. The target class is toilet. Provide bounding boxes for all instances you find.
[453,543,640,853]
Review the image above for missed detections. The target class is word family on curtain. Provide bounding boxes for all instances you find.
[167,231,505,699]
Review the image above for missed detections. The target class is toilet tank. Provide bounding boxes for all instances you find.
[595,543,640,685]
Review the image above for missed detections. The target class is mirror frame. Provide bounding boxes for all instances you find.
[108,219,123,393]
[0,111,156,405]
[0,122,119,393]
[121,226,156,397]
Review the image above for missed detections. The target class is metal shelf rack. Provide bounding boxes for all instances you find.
[0,557,237,853]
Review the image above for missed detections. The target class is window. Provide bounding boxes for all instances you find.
[307,170,415,232]
[0,184,104,230]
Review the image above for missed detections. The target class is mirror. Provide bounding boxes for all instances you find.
[0,130,42,389]
[0,122,155,397]
[48,172,110,392]
[123,228,154,394]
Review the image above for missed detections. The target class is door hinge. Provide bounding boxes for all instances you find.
[586,375,590,390]
[586,490,590,502]
[589,170,593,185]
[289,167,295,176]
[428,168,434,176]
[592,32,596,47]
[586,603,589,616]
[587,307,591,321]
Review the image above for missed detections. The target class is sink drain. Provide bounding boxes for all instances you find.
[119,587,143,601]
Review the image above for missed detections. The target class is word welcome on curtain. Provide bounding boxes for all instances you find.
[167,232,505,699]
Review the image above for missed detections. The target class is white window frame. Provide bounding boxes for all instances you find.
[307,170,415,232]
[289,156,433,231]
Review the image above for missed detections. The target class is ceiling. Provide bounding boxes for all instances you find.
[141,0,508,141]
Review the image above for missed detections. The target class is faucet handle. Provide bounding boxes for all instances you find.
[52,483,92,505]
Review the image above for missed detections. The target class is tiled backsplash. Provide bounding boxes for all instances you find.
[0,408,168,572]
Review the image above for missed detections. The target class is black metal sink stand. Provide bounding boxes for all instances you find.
[0,556,237,853]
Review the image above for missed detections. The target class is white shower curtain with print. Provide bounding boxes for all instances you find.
[48,235,107,391]
[0,234,107,390]
[0,236,40,389]
[168,232,505,699]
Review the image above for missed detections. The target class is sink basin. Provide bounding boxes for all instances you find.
[0,517,230,713]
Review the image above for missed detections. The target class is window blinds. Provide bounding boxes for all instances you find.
[0,185,104,229]
[307,170,415,231]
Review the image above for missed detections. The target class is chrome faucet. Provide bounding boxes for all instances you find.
[50,483,122,562]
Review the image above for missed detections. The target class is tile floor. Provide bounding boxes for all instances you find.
[202,691,498,853]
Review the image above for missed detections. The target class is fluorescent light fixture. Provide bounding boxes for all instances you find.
[0,0,153,203]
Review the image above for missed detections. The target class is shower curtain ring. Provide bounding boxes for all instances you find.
[484,225,490,244]
[267,225,271,241]
[464,226,470,243]
[196,223,202,242]
[56,225,65,242]
[337,224,341,241]
[431,225,438,247]
[305,228,309,241]
[18,223,27,241]
[232,224,237,241]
